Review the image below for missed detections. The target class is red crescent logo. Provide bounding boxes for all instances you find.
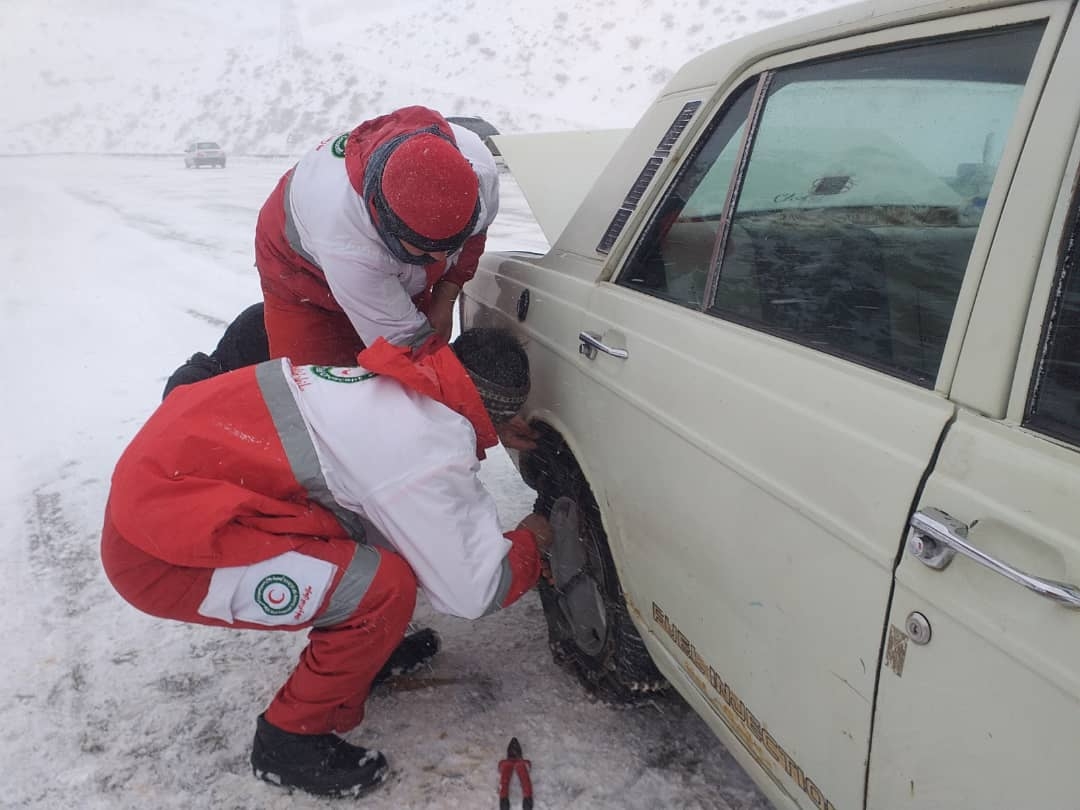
[267,589,286,605]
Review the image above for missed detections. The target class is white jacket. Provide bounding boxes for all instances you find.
[285,124,499,347]
[277,360,514,619]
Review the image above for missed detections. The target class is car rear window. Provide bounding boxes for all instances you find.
[1026,182,1080,446]
[197,142,221,150]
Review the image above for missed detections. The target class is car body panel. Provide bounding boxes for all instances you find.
[871,413,1080,809]
[869,34,1080,804]
[461,0,1080,807]
[552,91,709,262]
[574,281,954,810]
[461,252,596,459]
[492,129,629,244]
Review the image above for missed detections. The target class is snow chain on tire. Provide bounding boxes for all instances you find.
[527,426,668,704]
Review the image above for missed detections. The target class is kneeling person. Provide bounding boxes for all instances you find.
[100,327,551,798]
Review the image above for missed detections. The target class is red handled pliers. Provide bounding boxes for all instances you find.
[498,737,533,809]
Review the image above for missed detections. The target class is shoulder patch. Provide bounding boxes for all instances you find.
[331,133,349,158]
[311,366,376,383]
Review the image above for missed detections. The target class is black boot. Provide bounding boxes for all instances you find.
[250,714,388,798]
[372,628,441,686]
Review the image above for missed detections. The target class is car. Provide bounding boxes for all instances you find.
[459,1,1080,808]
[183,141,226,169]
[447,116,506,168]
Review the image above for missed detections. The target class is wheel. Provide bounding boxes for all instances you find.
[525,424,668,703]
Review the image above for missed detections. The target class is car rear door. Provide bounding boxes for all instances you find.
[867,9,1080,807]
[571,6,1064,809]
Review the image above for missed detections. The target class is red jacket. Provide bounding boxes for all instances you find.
[104,341,538,618]
[255,106,498,356]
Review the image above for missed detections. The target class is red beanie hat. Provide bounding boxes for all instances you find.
[380,133,480,242]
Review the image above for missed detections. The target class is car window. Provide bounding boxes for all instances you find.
[1025,189,1080,446]
[717,24,1047,383]
[619,81,756,306]
[197,142,221,150]
[620,22,1045,386]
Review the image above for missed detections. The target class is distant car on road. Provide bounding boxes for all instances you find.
[461,0,1080,808]
[183,141,226,169]
[447,116,505,168]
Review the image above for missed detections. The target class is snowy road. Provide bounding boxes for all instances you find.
[0,156,771,810]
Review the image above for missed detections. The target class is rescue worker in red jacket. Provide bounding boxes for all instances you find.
[255,105,500,365]
[101,327,552,799]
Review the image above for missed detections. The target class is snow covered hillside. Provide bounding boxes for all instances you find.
[2,0,855,155]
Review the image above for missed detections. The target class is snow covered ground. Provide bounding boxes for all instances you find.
[0,155,773,809]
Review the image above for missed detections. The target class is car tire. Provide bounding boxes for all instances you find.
[526,424,669,704]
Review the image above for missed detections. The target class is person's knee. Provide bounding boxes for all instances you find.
[375,551,418,608]
[368,551,418,630]
[319,547,417,632]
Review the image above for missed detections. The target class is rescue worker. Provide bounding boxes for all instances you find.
[255,105,500,365]
[101,327,552,798]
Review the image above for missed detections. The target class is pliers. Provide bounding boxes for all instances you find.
[498,737,533,810]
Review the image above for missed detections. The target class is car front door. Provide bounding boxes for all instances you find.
[573,8,1059,809]
[867,14,1080,806]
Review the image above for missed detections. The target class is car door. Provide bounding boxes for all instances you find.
[572,8,1060,809]
[867,14,1080,807]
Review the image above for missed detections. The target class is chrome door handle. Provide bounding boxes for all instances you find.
[578,331,629,360]
[907,507,1080,608]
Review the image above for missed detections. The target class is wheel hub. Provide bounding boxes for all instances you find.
[550,496,608,656]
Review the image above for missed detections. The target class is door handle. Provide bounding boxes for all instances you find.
[578,331,629,360]
[907,507,1080,608]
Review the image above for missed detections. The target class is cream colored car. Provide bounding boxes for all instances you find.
[460,1,1080,808]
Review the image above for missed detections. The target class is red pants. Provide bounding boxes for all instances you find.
[261,289,365,367]
[101,518,417,735]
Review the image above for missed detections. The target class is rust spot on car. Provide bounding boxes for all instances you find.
[885,624,908,677]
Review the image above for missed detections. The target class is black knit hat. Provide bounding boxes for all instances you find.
[451,327,530,424]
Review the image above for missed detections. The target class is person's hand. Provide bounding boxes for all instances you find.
[497,415,539,451]
[517,512,553,584]
[426,281,460,345]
